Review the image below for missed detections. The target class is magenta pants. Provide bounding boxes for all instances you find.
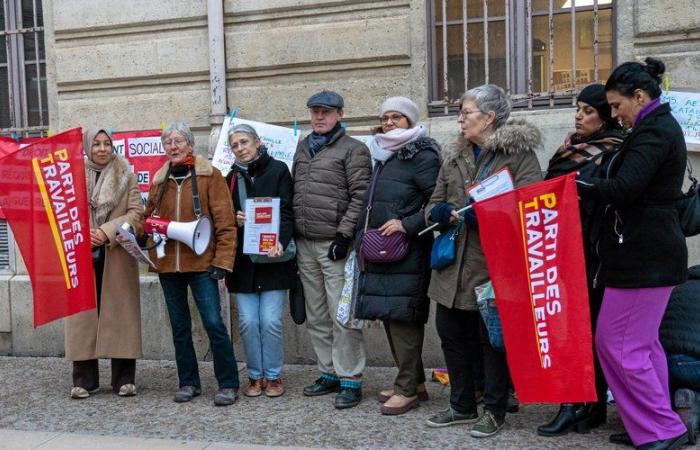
[596,286,687,446]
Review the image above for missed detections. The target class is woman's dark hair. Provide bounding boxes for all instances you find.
[604,57,665,99]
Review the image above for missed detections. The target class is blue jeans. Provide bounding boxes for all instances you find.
[236,290,285,380]
[668,354,700,391]
[159,272,239,389]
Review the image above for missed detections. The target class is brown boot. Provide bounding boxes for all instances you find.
[242,378,263,397]
[264,378,285,397]
[380,394,419,415]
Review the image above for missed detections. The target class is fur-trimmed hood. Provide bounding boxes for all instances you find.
[442,118,542,163]
[397,136,441,161]
[152,154,214,185]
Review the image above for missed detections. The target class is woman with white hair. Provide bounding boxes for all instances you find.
[142,123,238,406]
[225,124,295,398]
[354,96,441,415]
[425,84,542,437]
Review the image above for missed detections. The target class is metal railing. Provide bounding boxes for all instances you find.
[429,0,614,114]
[1,0,48,137]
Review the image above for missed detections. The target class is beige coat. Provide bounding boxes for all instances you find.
[426,119,543,311]
[65,156,144,361]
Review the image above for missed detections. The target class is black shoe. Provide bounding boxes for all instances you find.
[537,404,592,436]
[609,431,633,447]
[506,390,519,413]
[636,432,689,450]
[334,388,362,409]
[587,401,607,428]
[303,377,340,397]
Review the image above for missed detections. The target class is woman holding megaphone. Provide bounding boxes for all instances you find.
[66,128,143,400]
[225,124,295,398]
[142,122,239,406]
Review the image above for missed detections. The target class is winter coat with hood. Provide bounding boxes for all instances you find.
[426,119,543,311]
[354,136,441,324]
[65,129,144,361]
[225,148,296,293]
[143,155,236,273]
[292,126,372,240]
[577,103,688,288]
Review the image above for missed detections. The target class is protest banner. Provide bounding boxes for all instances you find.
[0,135,44,218]
[111,129,167,204]
[661,90,700,145]
[212,117,299,176]
[0,128,96,327]
[473,173,597,403]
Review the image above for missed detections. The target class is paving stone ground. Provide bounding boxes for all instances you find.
[0,356,650,449]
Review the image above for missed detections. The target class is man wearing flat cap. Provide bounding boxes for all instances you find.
[292,90,372,409]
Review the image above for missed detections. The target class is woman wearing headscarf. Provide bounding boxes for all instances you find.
[577,58,690,449]
[354,97,440,415]
[424,84,542,437]
[65,128,143,399]
[225,124,295,398]
[537,84,624,436]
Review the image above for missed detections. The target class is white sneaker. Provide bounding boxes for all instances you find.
[70,387,90,399]
[118,384,137,397]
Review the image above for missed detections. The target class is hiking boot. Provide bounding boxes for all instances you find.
[117,384,137,397]
[173,385,201,403]
[265,379,285,398]
[425,407,479,428]
[214,388,238,406]
[470,411,505,438]
[335,388,362,409]
[303,376,340,397]
[243,378,263,397]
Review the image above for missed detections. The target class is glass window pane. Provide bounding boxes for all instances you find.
[23,33,36,61]
[531,9,613,93]
[1,36,6,64]
[25,61,45,126]
[435,0,506,23]
[0,67,10,128]
[532,0,613,12]
[22,0,37,28]
[435,20,507,101]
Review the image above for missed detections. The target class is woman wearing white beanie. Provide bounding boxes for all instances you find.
[354,96,441,415]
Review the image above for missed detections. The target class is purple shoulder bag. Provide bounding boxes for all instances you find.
[359,163,409,266]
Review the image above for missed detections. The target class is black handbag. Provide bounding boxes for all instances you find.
[288,272,306,325]
[676,160,700,237]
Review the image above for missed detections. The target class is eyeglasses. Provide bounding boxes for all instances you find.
[380,114,406,124]
[164,138,187,148]
[458,109,482,118]
[230,138,252,151]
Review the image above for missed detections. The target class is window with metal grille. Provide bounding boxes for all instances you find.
[1,0,48,137]
[0,219,10,270]
[429,0,614,114]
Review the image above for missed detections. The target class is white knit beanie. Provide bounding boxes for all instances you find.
[379,97,420,127]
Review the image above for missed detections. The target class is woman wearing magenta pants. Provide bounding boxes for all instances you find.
[577,58,689,450]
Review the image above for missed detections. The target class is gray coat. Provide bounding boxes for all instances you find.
[292,127,372,240]
[426,119,543,311]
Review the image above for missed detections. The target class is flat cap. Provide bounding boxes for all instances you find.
[306,90,344,109]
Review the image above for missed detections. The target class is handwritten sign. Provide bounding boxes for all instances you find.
[661,91,700,145]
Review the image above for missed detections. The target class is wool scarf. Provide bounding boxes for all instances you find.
[370,125,426,162]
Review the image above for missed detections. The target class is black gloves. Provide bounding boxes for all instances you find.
[430,202,455,227]
[208,265,226,280]
[327,234,351,261]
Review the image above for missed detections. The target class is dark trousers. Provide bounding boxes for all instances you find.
[668,354,700,392]
[73,359,136,392]
[436,304,510,419]
[589,279,610,406]
[159,272,239,390]
[72,248,136,392]
[384,320,426,396]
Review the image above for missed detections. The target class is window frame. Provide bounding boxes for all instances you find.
[1,0,48,136]
[427,0,616,115]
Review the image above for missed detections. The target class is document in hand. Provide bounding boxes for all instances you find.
[467,168,514,202]
[116,224,156,269]
[243,197,281,255]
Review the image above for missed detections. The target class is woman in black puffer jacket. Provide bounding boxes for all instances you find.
[354,96,440,416]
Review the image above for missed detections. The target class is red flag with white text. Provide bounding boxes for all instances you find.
[473,173,596,403]
[0,128,96,326]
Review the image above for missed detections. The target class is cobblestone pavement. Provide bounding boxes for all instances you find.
[0,356,640,449]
